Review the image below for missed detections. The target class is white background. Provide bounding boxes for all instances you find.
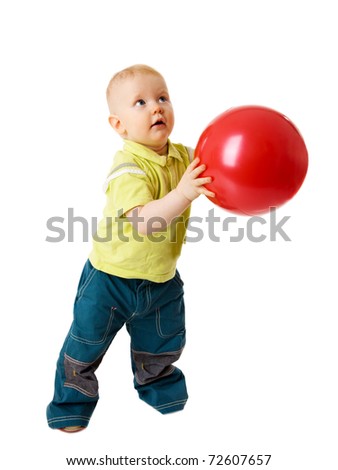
[1,1,337,469]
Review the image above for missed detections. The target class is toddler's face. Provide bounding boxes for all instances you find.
[111,73,174,155]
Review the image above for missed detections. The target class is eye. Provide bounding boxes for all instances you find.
[135,99,146,107]
[159,96,168,103]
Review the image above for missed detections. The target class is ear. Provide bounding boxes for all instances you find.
[108,114,126,136]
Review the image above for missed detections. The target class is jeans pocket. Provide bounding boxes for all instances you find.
[156,272,185,338]
[155,275,185,338]
[75,260,96,302]
[70,306,116,345]
[71,263,116,345]
[156,307,185,338]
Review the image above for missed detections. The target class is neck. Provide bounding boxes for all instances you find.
[149,142,168,155]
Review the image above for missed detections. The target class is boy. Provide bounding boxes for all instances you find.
[46,64,214,432]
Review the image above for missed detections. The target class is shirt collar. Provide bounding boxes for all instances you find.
[123,139,183,167]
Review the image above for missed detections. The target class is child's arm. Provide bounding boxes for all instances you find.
[125,157,215,235]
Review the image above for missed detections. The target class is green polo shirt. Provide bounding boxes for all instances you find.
[89,139,192,283]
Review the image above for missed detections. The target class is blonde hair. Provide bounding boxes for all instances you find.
[106,64,164,114]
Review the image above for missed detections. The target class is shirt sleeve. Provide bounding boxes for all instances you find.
[105,168,154,217]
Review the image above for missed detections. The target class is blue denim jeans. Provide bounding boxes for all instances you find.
[46,260,187,429]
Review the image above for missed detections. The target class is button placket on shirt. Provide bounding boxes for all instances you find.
[166,157,177,190]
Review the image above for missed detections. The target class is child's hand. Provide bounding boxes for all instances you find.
[176,157,215,202]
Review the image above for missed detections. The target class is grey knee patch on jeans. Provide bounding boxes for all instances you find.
[64,353,102,397]
[132,349,183,385]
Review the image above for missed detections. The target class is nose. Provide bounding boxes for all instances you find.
[152,102,163,114]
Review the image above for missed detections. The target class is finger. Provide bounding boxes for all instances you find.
[195,176,212,186]
[188,157,200,171]
[199,187,216,198]
[191,164,207,178]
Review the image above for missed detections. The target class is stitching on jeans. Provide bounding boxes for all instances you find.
[48,415,90,424]
[64,382,98,398]
[64,353,94,366]
[131,347,184,356]
[155,307,185,339]
[63,353,101,397]
[70,306,115,345]
[134,365,175,386]
[155,399,187,410]
[76,267,97,302]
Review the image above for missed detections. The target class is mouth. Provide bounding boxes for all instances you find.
[151,119,166,128]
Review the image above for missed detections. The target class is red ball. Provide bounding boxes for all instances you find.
[195,105,308,215]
